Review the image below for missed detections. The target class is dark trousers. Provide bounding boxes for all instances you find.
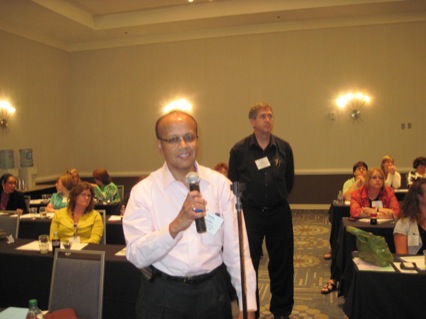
[244,202,294,318]
[136,268,233,319]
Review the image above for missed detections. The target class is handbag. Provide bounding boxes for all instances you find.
[346,226,394,267]
[43,308,79,319]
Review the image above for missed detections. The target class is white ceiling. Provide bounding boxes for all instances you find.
[1,0,426,52]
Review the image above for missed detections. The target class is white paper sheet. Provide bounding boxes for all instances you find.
[353,257,395,272]
[109,215,122,221]
[400,255,426,270]
[115,247,126,256]
[16,240,88,251]
[358,218,394,224]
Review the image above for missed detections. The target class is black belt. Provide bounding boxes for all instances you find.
[151,267,218,285]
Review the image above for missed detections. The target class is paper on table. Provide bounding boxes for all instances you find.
[358,218,394,224]
[109,215,122,221]
[30,199,44,204]
[0,307,28,319]
[353,257,395,272]
[20,213,54,219]
[16,241,88,251]
[401,255,425,270]
[115,247,126,256]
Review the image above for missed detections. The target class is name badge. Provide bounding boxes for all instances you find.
[205,211,223,235]
[408,235,419,246]
[371,200,383,209]
[255,157,271,170]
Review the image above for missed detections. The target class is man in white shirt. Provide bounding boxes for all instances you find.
[123,110,256,319]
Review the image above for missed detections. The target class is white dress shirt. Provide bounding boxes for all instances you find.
[123,162,257,311]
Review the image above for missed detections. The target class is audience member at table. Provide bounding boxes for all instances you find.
[49,181,103,244]
[46,174,74,212]
[67,168,81,185]
[407,156,426,187]
[214,161,229,176]
[394,178,426,255]
[380,155,401,189]
[342,161,368,201]
[321,167,399,295]
[350,167,400,219]
[91,168,120,203]
[0,173,27,214]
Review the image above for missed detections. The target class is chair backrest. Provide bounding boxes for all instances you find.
[0,214,20,238]
[24,195,31,211]
[49,249,105,319]
[97,209,107,244]
[116,185,124,200]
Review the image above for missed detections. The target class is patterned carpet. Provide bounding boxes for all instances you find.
[256,209,346,319]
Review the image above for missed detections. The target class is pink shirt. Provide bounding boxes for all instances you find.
[123,162,257,311]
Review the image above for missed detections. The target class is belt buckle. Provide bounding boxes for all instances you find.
[183,276,193,284]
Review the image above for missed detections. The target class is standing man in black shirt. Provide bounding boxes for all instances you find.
[228,103,294,319]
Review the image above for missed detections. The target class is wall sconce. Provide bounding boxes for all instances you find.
[0,100,16,131]
[335,92,371,121]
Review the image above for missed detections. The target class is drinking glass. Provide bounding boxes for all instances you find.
[63,240,72,256]
[39,207,47,218]
[29,207,38,219]
[38,234,49,254]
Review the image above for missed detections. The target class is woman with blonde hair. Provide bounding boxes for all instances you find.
[350,167,400,219]
[380,155,401,189]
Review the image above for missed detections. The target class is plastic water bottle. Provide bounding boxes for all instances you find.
[337,191,344,204]
[120,205,126,217]
[52,232,60,255]
[26,299,43,319]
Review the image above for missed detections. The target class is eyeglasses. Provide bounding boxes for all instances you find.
[79,193,92,198]
[158,133,197,144]
[258,113,273,120]
[5,181,17,185]
[370,176,384,180]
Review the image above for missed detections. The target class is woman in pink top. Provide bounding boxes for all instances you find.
[350,167,400,219]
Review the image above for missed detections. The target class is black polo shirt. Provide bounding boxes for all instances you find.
[228,133,294,208]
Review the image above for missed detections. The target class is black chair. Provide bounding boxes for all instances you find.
[0,214,20,239]
[97,209,107,245]
[48,249,105,319]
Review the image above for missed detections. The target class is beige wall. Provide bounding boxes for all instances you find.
[1,21,425,182]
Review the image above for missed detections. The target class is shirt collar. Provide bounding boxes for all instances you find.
[249,133,276,150]
[160,161,204,188]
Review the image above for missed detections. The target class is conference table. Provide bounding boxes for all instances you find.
[328,203,350,253]
[343,253,426,319]
[335,217,395,296]
[0,239,142,319]
[19,215,125,245]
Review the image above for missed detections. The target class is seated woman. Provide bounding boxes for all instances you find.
[0,173,27,214]
[49,182,103,244]
[380,155,401,189]
[46,174,74,212]
[350,167,400,219]
[91,168,120,203]
[67,168,81,186]
[214,162,229,176]
[342,161,368,201]
[321,167,399,295]
[394,178,426,254]
[407,156,426,187]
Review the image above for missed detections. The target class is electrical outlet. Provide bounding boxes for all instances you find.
[401,123,405,129]
[407,123,412,129]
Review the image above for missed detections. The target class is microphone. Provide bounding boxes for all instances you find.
[186,171,207,233]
